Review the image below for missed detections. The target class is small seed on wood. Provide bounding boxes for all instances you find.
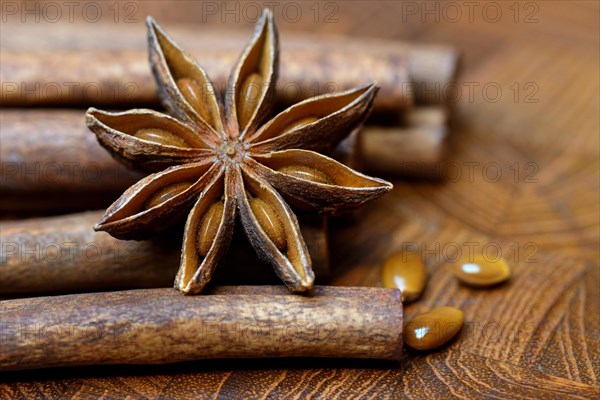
[277,165,333,185]
[454,255,510,287]
[144,182,194,210]
[238,72,263,129]
[135,128,191,148]
[250,197,286,251]
[381,252,427,303]
[404,306,464,351]
[196,201,225,256]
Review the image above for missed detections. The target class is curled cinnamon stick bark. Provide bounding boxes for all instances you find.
[0,48,409,113]
[0,109,446,212]
[0,211,329,295]
[0,30,459,110]
[0,109,143,211]
[0,286,403,370]
[357,107,448,177]
[0,110,142,192]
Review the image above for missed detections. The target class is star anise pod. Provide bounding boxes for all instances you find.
[86,9,392,294]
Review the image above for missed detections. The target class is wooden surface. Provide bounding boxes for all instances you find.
[1,1,599,398]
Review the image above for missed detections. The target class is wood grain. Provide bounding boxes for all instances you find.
[0,0,598,398]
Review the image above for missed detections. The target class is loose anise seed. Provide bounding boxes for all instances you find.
[144,182,195,210]
[238,72,263,129]
[280,117,319,135]
[404,306,464,351]
[381,251,427,303]
[135,128,191,148]
[250,197,286,251]
[196,201,225,256]
[277,165,333,185]
[454,255,510,287]
[176,78,214,127]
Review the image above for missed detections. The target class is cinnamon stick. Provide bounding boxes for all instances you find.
[0,48,409,114]
[0,110,142,191]
[0,29,459,110]
[0,109,143,211]
[0,211,329,295]
[357,107,449,177]
[0,286,403,370]
[0,109,446,212]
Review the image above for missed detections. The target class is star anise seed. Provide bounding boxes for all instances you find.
[86,9,393,294]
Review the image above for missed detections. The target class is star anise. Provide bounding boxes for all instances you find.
[86,9,392,294]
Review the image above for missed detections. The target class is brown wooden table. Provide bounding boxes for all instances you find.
[1,1,598,398]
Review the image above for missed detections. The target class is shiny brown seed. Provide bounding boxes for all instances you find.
[196,201,225,256]
[381,252,427,303]
[280,117,319,135]
[238,72,263,129]
[404,307,464,351]
[134,128,191,148]
[454,255,510,287]
[250,197,286,251]
[144,182,194,210]
[277,165,333,185]
[176,78,214,126]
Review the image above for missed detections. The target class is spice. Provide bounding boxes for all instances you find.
[86,10,391,295]
[0,211,330,295]
[404,307,464,351]
[0,286,403,371]
[357,107,448,177]
[454,255,510,287]
[381,251,427,303]
[0,110,143,195]
[0,108,445,213]
[1,28,460,110]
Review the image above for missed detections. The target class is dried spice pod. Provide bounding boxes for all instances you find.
[249,85,376,153]
[93,161,221,239]
[86,108,212,171]
[86,9,392,294]
[238,167,314,291]
[148,21,224,136]
[250,150,389,213]
[196,200,225,256]
[134,128,190,148]
[276,165,333,185]
[175,168,236,293]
